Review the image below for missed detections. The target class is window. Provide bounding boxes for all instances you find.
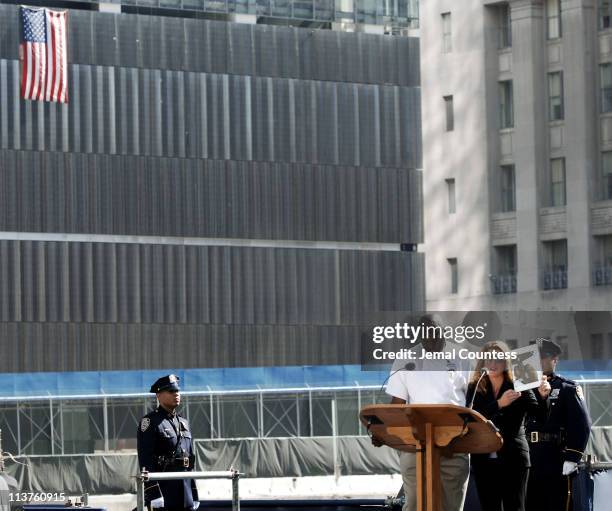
[548,240,567,272]
[492,245,517,294]
[600,63,612,112]
[550,158,566,207]
[444,95,454,131]
[605,235,612,266]
[446,178,456,214]
[498,4,512,49]
[499,81,514,128]
[500,164,516,212]
[600,0,612,30]
[548,72,564,121]
[594,235,612,286]
[442,12,452,53]
[546,0,561,39]
[497,245,517,275]
[602,152,612,200]
[448,258,458,294]
[542,239,567,289]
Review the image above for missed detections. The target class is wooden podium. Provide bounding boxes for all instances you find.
[359,404,502,511]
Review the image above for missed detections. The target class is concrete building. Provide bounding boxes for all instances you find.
[421,0,612,313]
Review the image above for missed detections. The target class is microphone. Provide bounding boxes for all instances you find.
[378,362,416,396]
[468,368,488,410]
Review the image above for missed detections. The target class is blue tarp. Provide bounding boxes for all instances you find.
[0,365,389,399]
[0,361,610,399]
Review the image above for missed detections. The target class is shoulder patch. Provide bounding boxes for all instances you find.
[140,418,151,432]
[576,385,584,401]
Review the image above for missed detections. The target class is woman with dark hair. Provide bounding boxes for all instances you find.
[466,341,548,511]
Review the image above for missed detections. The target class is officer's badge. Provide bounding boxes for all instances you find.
[169,374,177,383]
[550,389,560,399]
[576,385,585,401]
[140,418,151,432]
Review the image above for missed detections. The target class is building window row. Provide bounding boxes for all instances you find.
[496,75,564,128]
[454,235,612,296]
[494,1,559,49]
[495,159,567,211]
[494,155,612,211]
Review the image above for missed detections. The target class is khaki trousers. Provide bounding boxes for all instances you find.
[399,452,469,511]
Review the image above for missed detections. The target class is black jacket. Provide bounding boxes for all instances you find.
[525,372,591,464]
[466,378,542,468]
[137,406,199,509]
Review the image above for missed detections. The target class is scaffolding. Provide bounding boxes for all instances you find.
[0,380,611,457]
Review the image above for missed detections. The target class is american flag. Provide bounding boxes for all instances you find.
[20,6,68,103]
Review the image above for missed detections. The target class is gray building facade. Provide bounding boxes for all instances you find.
[0,4,424,372]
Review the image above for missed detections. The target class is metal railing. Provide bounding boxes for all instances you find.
[593,265,612,286]
[0,385,387,455]
[135,469,241,511]
[1,380,612,456]
[542,269,567,290]
[490,273,517,294]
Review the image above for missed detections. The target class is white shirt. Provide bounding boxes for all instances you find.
[385,344,469,405]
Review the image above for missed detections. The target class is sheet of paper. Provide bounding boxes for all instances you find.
[510,344,543,392]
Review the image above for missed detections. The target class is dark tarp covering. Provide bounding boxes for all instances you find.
[3,434,610,494]
[588,427,612,463]
[195,437,400,478]
[4,455,138,494]
[2,437,399,492]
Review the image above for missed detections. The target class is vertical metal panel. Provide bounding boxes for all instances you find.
[0,5,425,376]
[0,150,422,243]
[0,5,419,87]
[0,60,422,170]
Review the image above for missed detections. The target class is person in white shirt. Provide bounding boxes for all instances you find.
[373,314,470,511]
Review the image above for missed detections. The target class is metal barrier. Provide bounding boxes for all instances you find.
[135,469,241,511]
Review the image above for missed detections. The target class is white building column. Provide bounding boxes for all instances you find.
[562,0,598,291]
[509,0,547,293]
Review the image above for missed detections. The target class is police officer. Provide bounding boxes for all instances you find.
[137,375,199,511]
[525,339,591,511]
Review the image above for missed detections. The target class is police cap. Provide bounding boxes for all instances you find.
[538,338,562,358]
[150,374,180,393]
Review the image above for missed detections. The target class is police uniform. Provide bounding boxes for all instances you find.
[525,341,591,511]
[137,375,199,511]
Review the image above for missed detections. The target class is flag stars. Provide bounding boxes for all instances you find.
[22,9,46,43]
